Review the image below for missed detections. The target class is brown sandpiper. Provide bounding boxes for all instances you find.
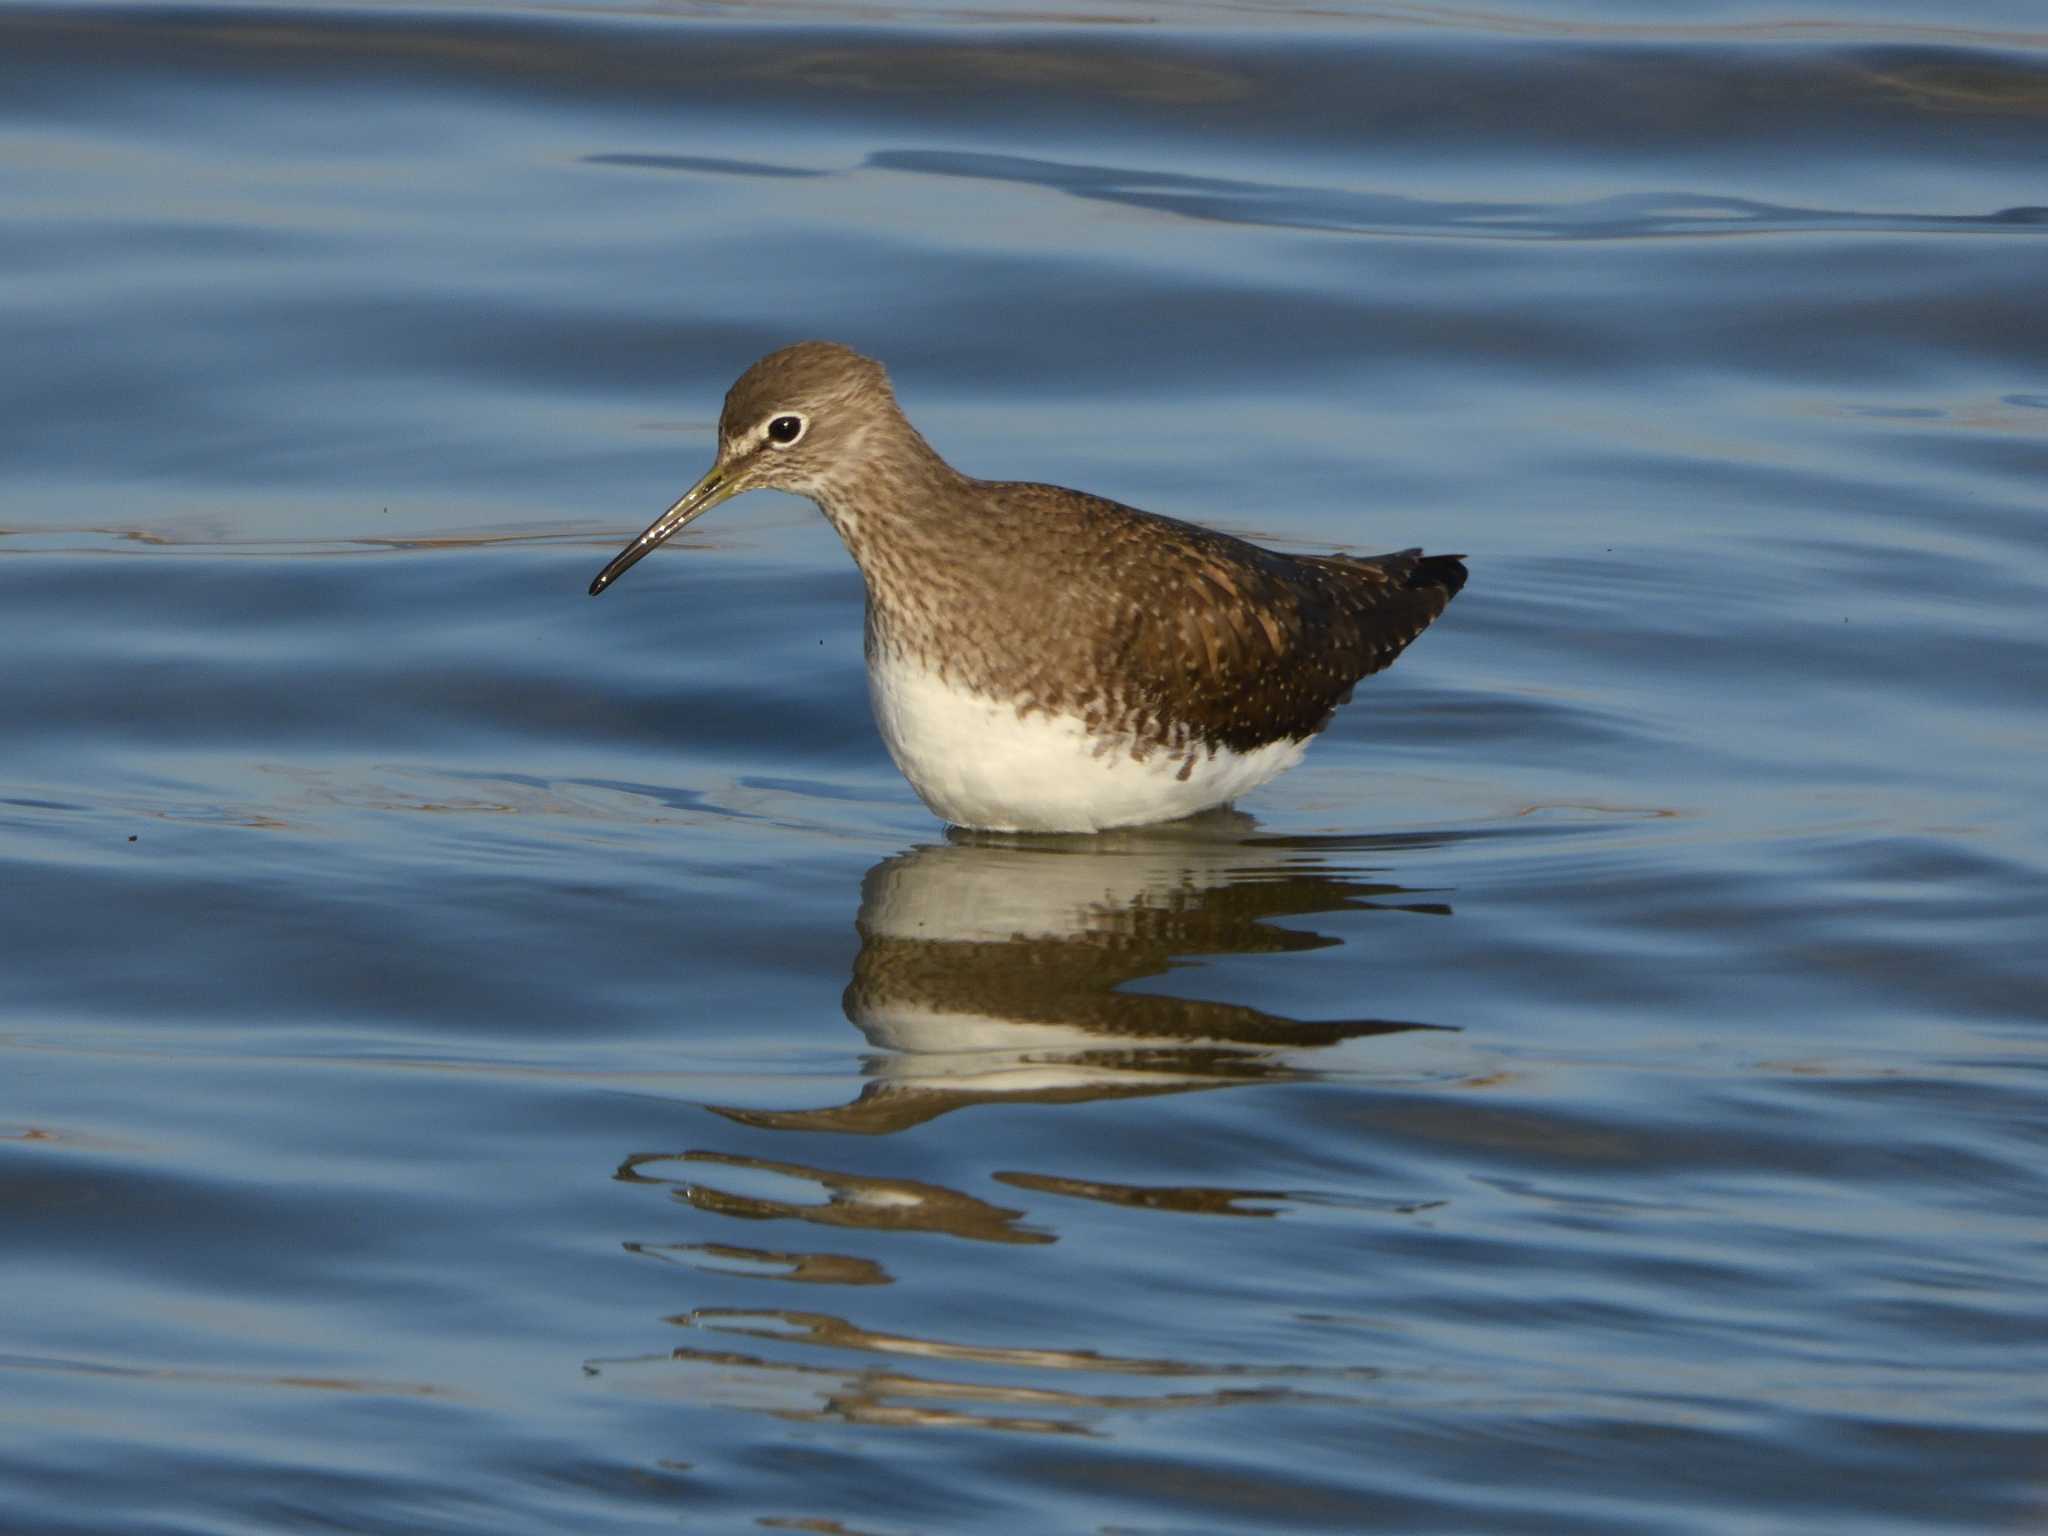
[589,342,1466,833]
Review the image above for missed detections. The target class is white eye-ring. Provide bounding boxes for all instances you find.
[764,412,807,448]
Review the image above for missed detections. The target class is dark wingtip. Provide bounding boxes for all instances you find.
[588,572,609,597]
[1407,553,1468,599]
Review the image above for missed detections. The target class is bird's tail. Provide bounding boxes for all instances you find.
[1403,552,1469,598]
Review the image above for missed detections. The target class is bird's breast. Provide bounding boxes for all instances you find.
[863,648,1306,834]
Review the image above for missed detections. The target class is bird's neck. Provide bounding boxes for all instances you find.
[811,419,976,577]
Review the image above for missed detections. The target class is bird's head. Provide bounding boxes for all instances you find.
[589,340,896,596]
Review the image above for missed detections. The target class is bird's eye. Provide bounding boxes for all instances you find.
[766,414,805,446]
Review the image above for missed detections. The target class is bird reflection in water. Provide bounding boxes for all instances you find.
[716,812,1454,1134]
[597,817,1454,1434]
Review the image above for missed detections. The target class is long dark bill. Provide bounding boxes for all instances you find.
[588,465,737,596]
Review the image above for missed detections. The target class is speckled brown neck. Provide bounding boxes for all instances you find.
[808,415,971,574]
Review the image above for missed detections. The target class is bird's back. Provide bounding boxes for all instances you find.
[871,480,1465,758]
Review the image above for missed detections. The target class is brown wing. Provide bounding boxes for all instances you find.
[1159,544,1466,753]
[1002,487,1466,755]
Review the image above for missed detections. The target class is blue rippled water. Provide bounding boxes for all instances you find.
[3,3,2045,1531]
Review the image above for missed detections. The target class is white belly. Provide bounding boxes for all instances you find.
[866,653,1307,833]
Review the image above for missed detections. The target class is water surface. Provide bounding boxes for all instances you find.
[3,2,2046,1531]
